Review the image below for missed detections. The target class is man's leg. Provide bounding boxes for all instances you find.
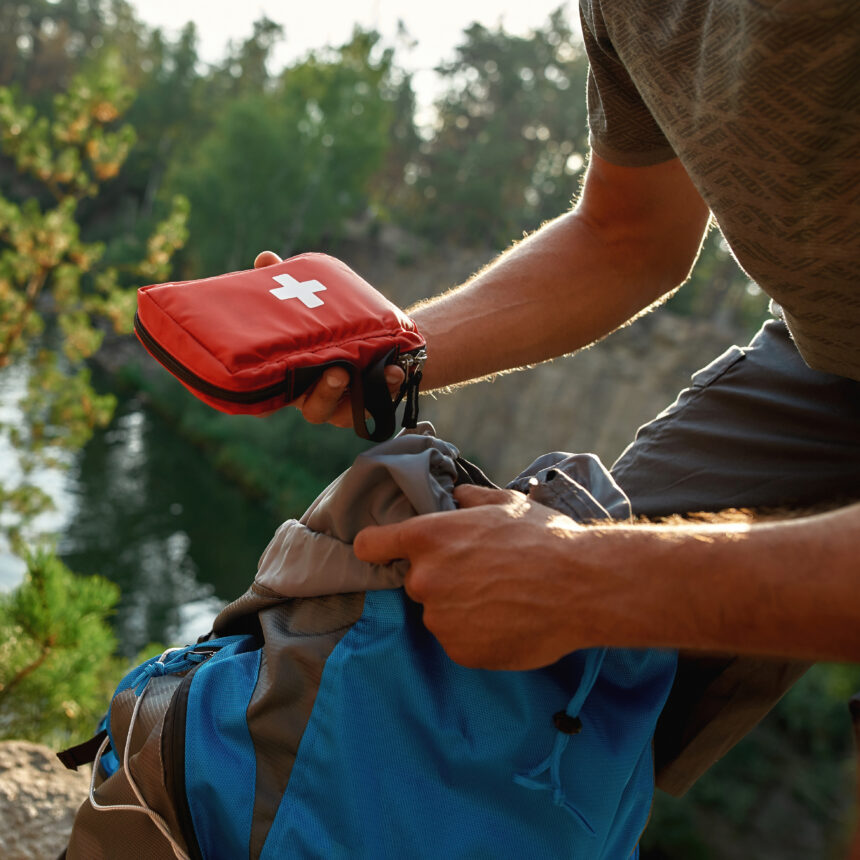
[610,318,860,796]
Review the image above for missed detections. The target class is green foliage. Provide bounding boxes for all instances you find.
[404,9,589,247]
[0,1,143,102]
[0,49,136,195]
[172,28,398,274]
[642,662,860,858]
[209,18,285,100]
[0,49,188,549]
[0,549,123,745]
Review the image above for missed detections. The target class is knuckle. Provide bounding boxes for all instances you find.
[404,567,428,601]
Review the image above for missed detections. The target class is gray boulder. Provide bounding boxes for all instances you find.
[0,741,88,860]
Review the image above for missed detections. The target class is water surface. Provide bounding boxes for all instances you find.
[0,369,283,655]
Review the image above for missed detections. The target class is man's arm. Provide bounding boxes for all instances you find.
[255,152,711,420]
[353,486,860,669]
[408,153,710,390]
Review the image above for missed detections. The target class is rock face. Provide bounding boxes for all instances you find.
[0,741,88,860]
[342,238,745,482]
[420,309,741,481]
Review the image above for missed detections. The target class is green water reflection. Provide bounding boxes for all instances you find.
[59,393,282,656]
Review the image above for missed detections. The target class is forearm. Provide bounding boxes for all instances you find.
[573,502,860,662]
[410,155,710,391]
[410,212,661,390]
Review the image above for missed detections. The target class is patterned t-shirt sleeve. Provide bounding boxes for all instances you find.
[580,0,677,167]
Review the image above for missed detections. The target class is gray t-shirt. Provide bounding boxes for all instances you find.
[580,0,859,381]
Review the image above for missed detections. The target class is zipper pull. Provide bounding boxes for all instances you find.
[395,348,427,429]
[396,348,427,378]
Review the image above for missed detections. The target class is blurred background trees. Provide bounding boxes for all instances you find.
[0,2,852,857]
[407,9,589,246]
[0,43,187,553]
[0,0,185,745]
[2,0,758,314]
[175,28,399,272]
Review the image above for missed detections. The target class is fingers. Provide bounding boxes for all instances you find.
[354,521,435,607]
[354,491,518,566]
[299,367,351,425]
[254,250,282,268]
[354,522,413,565]
[384,364,405,396]
[300,363,405,426]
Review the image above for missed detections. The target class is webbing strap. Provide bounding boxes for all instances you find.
[350,351,396,442]
[57,729,108,771]
[401,369,422,430]
[351,348,423,442]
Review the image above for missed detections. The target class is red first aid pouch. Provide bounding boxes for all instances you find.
[134,253,426,441]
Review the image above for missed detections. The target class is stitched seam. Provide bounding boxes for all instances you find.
[250,582,283,599]
[554,483,607,520]
[689,347,745,390]
[247,582,362,636]
[263,620,359,638]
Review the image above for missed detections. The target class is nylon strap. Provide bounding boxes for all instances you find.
[57,729,108,771]
[350,350,397,442]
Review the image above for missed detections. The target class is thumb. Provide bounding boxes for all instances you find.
[453,484,521,508]
[384,364,406,396]
[353,522,412,565]
[254,250,282,268]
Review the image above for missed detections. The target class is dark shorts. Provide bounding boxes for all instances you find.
[608,318,860,795]
[612,318,860,514]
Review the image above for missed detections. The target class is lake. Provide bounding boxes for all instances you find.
[1,369,283,656]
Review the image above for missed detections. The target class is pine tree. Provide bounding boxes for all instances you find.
[0,550,123,744]
[0,49,188,550]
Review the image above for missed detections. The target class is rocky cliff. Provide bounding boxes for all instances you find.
[342,237,744,481]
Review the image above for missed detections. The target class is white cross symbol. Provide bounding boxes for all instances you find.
[269,273,327,308]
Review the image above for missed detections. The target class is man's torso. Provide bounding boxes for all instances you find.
[581,0,860,380]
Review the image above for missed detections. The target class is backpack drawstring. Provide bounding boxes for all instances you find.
[513,647,607,833]
[89,647,192,860]
[132,647,211,695]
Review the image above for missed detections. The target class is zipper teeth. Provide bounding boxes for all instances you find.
[134,313,292,404]
[163,667,204,860]
[135,312,426,405]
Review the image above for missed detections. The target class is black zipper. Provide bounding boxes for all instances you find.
[162,666,205,860]
[135,311,426,436]
[134,312,295,405]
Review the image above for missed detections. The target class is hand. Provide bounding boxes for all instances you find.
[254,250,405,427]
[353,484,601,670]
[357,483,860,666]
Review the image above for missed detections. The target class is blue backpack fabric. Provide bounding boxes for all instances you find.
[62,428,677,859]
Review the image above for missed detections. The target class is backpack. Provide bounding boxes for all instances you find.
[60,427,677,859]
